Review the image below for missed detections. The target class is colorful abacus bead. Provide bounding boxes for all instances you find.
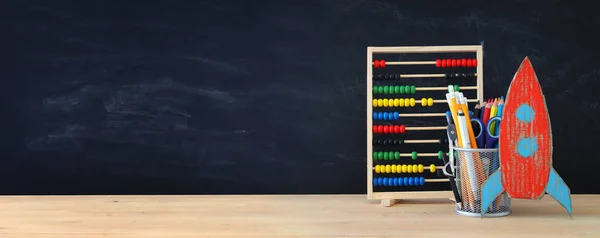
[445,72,476,80]
[372,112,400,121]
[435,58,477,68]
[421,98,434,106]
[373,164,437,173]
[372,177,426,186]
[374,60,386,68]
[372,125,406,134]
[373,151,402,160]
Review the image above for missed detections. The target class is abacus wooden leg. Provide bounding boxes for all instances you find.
[381,199,398,207]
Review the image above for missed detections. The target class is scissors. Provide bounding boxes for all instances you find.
[471,116,501,148]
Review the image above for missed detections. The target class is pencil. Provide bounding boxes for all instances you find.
[446,87,463,147]
[489,99,499,134]
[459,94,478,149]
[474,104,481,119]
[482,99,492,128]
[479,100,487,121]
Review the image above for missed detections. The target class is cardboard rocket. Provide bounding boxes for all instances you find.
[480,57,572,217]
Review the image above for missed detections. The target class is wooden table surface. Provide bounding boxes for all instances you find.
[0,194,598,237]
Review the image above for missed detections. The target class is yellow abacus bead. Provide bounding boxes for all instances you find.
[375,165,381,173]
[421,98,427,106]
[430,164,436,173]
[418,164,424,173]
[393,98,400,107]
[401,164,407,173]
[399,98,405,107]
[407,164,413,173]
[391,164,397,173]
[383,98,389,107]
[385,164,391,173]
[427,98,434,106]
[410,98,416,106]
[377,99,383,107]
[372,100,378,107]
[412,164,418,173]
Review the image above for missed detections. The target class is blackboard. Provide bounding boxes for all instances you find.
[6,0,600,195]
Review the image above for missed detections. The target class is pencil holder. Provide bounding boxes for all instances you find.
[452,147,511,217]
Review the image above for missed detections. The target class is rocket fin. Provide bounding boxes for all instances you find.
[546,167,573,217]
[480,169,505,217]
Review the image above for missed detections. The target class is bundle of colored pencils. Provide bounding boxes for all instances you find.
[473,96,504,136]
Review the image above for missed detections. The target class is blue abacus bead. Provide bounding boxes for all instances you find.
[403,177,409,186]
[373,112,378,120]
[408,177,414,186]
[383,112,389,120]
[393,177,399,186]
[377,177,383,186]
[383,177,389,186]
[376,112,382,120]
[393,112,399,120]
[419,177,425,185]
[373,178,378,186]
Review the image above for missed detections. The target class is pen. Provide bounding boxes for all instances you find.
[441,152,462,209]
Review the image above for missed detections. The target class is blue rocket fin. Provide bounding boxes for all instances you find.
[480,169,504,217]
[546,167,573,217]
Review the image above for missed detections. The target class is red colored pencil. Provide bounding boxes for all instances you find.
[482,99,492,128]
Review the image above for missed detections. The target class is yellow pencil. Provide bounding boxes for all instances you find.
[446,91,463,147]
[489,99,499,133]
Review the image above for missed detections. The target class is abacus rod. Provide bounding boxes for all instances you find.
[430,99,478,103]
[398,153,439,157]
[415,86,478,91]
[373,61,436,65]
[372,178,450,183]
[398,113,446,117]
[373,166,444,170]
[405,126,447,131]
[426,178,450,182]
[404,140,441,143]
[399,73,478,78]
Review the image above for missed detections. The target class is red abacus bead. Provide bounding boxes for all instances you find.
[436,59,441,67]
[377,125,384,133]
[467,59,473,67]
[400,125,406,134]
[472,58,477,67]
[374,60,380,68]
[380,59,386,68]
[384,125,391,134]
[441,59,447,67]
[451,59,457,67]
[373,125,379,133]
[393,125,400,134]
[461,58,467,67]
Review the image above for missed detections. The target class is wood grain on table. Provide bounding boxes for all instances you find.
[0,195,598,237]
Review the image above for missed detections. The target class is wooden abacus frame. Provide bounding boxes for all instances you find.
[367,45,484,206]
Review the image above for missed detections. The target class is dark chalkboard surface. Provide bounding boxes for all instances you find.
[6,0,600,195]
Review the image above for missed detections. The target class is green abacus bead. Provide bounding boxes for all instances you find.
[454,85,460,92]
[438,151,444,159]
[399,85,405,94]
[378,151,384,160]
[383,85,389,94]
[373,86,378,94]
[373,152,378,160]
[383,152,389,160]
[394,151,401,160]
[411,151,417,160]
[410,85,416,94]
[378,86,385,94]
[394,85,401,94]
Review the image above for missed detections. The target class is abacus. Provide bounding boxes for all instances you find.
[367,45,484,206]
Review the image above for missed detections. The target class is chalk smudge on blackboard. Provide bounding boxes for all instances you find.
[184,56,251,75]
